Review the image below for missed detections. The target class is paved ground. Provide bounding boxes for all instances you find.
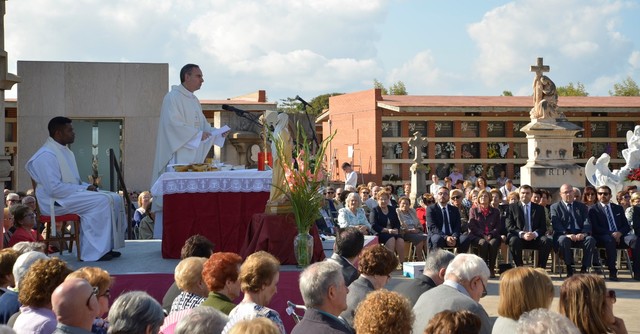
[389,268,640,333]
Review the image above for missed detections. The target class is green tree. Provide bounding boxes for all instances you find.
[373,78,388,95]
[389,81,408,95]
[501,90,513,96]
[278,97,303,113]
[557,82,589,96]
[309,93,344,114]
[609,76,640,96]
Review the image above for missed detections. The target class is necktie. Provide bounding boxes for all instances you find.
[606,205,617,232]
[567,203,576,232]
[524,204,531,232]
[442,207,451,235]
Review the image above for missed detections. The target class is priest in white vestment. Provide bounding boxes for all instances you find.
[26,117,126,262]
[151,64,228,186]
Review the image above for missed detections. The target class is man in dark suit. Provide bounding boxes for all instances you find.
[392,249,454,306]
[589,185,640,281]
[550,183,595,276]
[506,184,552,268]
[427,187,470,252]
[292,261,353,334]
[327,227,364,286]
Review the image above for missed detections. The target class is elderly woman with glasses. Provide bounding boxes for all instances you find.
[627,192,640,232]
[449,189,469,233]
[338,193,372,235]
[7,204,44,247]
[66,267,114,334]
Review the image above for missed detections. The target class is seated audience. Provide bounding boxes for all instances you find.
[475,177,491,192]
[492,267,553,333]
[370,191,405,263]
[412,253,492,334]
[337,193,371,235]
[3,193,20,245]
[353,290,413,334]
[66,267,113,334]
[291,261,352,334]
[393,249,454,306]
[7,205,44,247]
[222,251,284,334]
[174,306,228,334]
[13,258,72,334]
[625,192,640,225]
[427,187,469,252]
[396,196,428,260]
[582,185,597,206]
[201,252,243,315]
[415,193,435,231]
[357,186,373,216]
[327,227,364,287]
[464,190,502,278]
[559,274,627,334]
[11,241,45,254]
[617,190,631,211]
[516,308,580,334]
[340,245,397,327]
[108,291,164,334]
[162,235,215,313]
[450,189,469,233]
[170,257,208,313]
[0,251,48,324]
[51,278,102,334]
[423,310,482,334]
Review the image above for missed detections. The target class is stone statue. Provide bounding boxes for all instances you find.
[585,126,640,202]
[529,57,563,120]
[265,111,292,208]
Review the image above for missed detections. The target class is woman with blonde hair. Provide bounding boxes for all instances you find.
[337,192,372,235]
[171,257,209,313]
[222,251,284,334]
[492,267,554,333]
[353,290,413,334]
[559,274,627,334]
[66,267,113,334]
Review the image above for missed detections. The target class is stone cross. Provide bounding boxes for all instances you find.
[530,57,550,77]
[407,131,427,164]
[407,132,428,207]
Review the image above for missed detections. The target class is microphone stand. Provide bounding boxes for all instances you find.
[294,95,320,151]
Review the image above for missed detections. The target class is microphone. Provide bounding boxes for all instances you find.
[221,104,247,116]
[295,95,311,107]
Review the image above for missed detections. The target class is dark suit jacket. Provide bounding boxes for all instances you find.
[550,201,590,241]
[327,253,359,287]
[588,202,630,237]
[339,276,375,327]
[632,206,640,235]
[427,204,462,238]
[506,201,546,237]
[291,308,353,334]
[392,275,437,307]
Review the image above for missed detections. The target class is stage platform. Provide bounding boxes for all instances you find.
[54,240,640,333]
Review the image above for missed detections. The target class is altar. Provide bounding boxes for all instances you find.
[151,170,272,258]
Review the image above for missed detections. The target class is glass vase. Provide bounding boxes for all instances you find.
[293,231,314,267]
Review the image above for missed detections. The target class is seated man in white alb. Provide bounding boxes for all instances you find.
[26,116,126,261]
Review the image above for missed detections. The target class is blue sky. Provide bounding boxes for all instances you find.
[5,0,640,103]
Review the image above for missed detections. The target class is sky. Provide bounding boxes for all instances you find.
[5,0,640,104]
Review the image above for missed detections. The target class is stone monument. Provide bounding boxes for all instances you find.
[0,1,21,185]
[519,57,585,188]
[407,132,428,207]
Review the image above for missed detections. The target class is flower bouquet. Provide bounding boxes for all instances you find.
[271,124,335,266]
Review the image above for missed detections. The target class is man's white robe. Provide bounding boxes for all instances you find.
[26,138,126,261]
[151,84,225,185]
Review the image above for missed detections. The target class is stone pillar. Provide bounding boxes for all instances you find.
[519,119,584,188]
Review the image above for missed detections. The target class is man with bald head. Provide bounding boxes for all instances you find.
[52,278,100,334]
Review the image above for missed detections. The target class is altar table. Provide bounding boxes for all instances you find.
[151,170,272,258]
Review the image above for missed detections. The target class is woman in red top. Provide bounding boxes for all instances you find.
[8,204,44,247]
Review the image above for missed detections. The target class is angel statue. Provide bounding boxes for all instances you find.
[585,153,624,200]
[264,111,292,208]
[621,125,640,172]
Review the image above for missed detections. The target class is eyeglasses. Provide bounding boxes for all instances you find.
[480,280,488,298]
[99,288,111,299]
[7,199,19,203]
[86,286,99,306]
[607,290,616,303]
[326,191,334,194]
[597,192,611,196]
[451,196,461,200]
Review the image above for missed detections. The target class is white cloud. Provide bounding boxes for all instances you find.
[630,51,640,69]
[467,0,637,95]
[387,51,443,94]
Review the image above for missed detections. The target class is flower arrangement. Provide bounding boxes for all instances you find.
[271,124,335,234]
[627,167,640,182]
